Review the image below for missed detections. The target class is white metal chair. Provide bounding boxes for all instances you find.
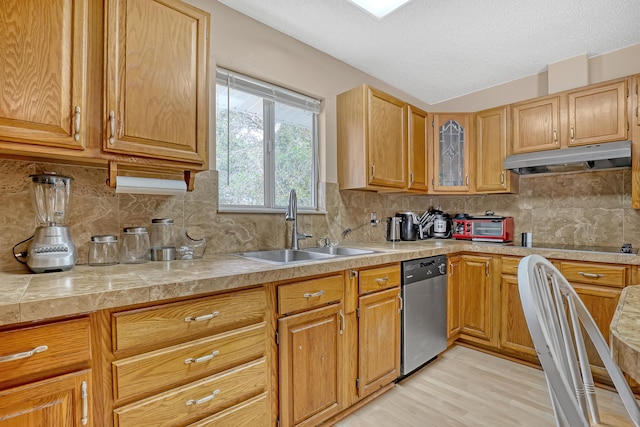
[518,254,640,427]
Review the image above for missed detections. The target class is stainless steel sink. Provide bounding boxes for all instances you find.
[237,249,337,264]
[302,247,376,256]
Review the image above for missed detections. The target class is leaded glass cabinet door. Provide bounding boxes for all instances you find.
[432,114,471,192]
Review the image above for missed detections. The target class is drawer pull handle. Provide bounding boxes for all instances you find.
[303,290,325,298]
[186,389,220,406]
[375,277,389,283]
[578,272,604,278]
[184,350,220,365]
[0,345,48,363]
[339,309,345,335]
[184,311,220,323]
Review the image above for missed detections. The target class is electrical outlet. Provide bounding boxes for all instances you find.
[370,212,379,226]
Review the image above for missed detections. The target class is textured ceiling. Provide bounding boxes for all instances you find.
[217,0,640,105]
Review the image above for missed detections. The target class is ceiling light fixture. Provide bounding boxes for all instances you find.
[347,0,412,19]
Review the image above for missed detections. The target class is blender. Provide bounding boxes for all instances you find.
[25,174,77,273]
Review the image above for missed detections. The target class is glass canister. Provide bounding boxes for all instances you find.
[176,226,206,260]
[88,235,119,266]
[150,218,176,261]
[120,227,151,263]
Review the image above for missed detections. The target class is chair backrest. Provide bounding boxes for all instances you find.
[518,254,640,427]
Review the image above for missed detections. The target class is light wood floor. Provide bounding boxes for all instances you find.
[336,345,632,426]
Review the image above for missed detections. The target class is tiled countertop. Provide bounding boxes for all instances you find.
[611,285,640,383]
[2,240,640,327]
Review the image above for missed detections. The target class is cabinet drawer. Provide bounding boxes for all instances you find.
[113,288,266,352]
[0,317,90,385]
[187,393,268,427]
[113,358,266,427]
[359,265,401,294]
[501,257,521,275]
[560,261,628,288]
[113,323,266,401]
[278,274,343,315]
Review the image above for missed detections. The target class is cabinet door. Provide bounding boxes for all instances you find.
[432,113,471,192]
[278,304,344,427]
[460,256,494,344]
[0,0,87,150]
[407,105,429,192]
[447,256,462,340]
[476,106,516,193]
[568,80,627,147]
[105,0,209,165]
[367,87,406,189]
[499,274,536,359]
[572,283,621,382]
[358,287,400,399]
[0,370,92,427]
[512,96,560,154]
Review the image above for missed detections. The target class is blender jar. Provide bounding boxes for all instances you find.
[30,173,73,226]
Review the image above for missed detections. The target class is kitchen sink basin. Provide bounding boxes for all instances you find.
[302,246,376,256]
[237,249,336,264]
[237,246,378,264]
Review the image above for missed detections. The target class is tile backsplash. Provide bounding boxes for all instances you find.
[0,159,637,273]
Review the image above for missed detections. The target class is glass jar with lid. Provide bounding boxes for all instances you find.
[176,226,206,260]
[88,235,119,266]
[150,218,176,261]
[120,227,151,263]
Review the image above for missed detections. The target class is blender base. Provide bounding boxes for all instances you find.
[27,226,78,273]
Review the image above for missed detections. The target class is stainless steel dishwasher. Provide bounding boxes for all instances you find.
[400,254,448,378]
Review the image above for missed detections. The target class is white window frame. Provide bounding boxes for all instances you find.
[216,68,321,213]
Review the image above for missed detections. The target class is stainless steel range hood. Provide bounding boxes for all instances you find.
[504,140,632,175]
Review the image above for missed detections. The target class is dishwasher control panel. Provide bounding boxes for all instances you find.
[402,254,447,284]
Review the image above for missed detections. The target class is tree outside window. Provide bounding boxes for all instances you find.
[216,69,319,211]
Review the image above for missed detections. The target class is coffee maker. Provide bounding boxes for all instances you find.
[24,174,77,273]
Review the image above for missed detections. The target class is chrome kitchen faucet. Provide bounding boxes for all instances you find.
[285,189,312,250]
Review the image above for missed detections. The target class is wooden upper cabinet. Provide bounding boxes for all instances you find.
[0,0,87,151]
[568,80,627,147]
[432,113,472,193]
[337,85,406,191]
[475,106,518,193]
[511,95,560,154]
[407,105,429,192]
[104,0,209,166]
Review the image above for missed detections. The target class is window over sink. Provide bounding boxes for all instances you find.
[216,68,320,212]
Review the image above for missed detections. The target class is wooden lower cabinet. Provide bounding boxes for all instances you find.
[572,283,622,383]
[0,370,92,427]
[459,255,496,346]
[357,286,401,399]
[278,304,345,427]
[108,287,269,427]
[447,256,462,341]
[499,274,537,359]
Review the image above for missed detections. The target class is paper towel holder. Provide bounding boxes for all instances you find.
[107,162,196,194]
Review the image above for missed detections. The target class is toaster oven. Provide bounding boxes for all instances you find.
[453,215,515,242]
